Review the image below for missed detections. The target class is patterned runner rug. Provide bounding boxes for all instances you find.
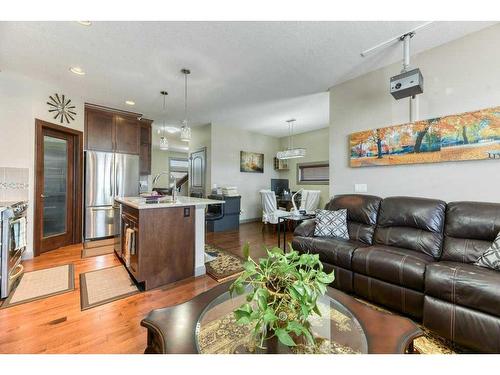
[205,244,245,282]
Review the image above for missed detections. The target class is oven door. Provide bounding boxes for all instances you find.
[9,217,27,254]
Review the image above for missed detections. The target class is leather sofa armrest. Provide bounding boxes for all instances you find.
[294,219,316,237]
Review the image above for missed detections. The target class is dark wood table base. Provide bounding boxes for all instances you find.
[141,281,422,354]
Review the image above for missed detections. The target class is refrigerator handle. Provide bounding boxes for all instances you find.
[110,154,114,198]
[115,154,120,198]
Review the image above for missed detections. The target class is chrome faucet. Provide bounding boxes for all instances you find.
[152,172,170,188]
[152,172,178,202]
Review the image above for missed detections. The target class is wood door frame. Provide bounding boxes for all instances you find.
[34,119,83,256]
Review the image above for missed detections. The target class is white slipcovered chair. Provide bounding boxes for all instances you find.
[259,190,289,225]
[299,190,321,213]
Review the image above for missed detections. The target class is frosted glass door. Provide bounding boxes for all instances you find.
[43,135,68,237]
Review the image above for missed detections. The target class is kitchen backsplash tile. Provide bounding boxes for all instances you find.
[0,167,29,201]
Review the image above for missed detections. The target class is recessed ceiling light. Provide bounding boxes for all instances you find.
[69,67,85,75]
[125,100,135,106]
[77,21,92,26]
[165,126,179,134]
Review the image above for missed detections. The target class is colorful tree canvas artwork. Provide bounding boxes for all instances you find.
[349,106,500,167]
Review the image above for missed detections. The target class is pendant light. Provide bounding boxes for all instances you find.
[276,119,306,160]
[159,91,169,150]
[180,68,192,142]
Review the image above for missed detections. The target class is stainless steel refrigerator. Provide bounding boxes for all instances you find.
[85,151,139,240]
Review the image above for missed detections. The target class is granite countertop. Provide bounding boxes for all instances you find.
[115,196,223,210]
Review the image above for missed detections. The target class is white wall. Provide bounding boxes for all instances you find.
[150,148,188,187]
[0,71,85,258]
[330,24,500,203]
[211,124,280,221]
[278,127,330,208]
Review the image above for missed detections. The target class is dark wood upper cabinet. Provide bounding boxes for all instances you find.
[114,116,140,154]
[85,109,114,152]
[139,120,152,175]
[85,105,144,156]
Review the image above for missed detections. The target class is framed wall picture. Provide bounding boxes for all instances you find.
[240,151,264,173]
[349,105,500,167]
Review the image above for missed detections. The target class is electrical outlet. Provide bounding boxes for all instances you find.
[354,184,367,193]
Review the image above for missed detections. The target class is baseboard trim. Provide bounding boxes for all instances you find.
[240,217,261,224]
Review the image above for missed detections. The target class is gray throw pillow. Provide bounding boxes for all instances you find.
[475,231,500,271]
[314,209,349,239]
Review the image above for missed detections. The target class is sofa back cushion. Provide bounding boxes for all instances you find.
[442,201,500,263]
[325,194,382,245]
[374,196,446,259]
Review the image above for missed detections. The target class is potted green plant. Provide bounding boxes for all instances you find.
[229,243,335,351]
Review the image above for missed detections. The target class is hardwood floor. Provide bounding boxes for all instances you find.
[0,222,283,354]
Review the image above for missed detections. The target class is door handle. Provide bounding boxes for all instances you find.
[91,207,113,211]
[40,194,46,199]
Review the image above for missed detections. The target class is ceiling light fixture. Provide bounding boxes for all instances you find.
[125,100,135,106]
[180,68,192,142]
[77,21,92,26]
[69,67,85,75]
[159,91,169,151]
[276,119,306,160]
[165,126,180,134]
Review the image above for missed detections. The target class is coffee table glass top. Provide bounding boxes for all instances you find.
[195,286,368,354]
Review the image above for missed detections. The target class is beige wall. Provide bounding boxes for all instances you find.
[0,71,85,258]
[278,127,330,208]
[211,124,280,221]
[150,148,188,188]
[330,23,500,203]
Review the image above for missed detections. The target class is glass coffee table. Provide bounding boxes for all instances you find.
[141,281,422,354]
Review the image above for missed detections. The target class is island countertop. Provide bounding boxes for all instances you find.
[115,196,223,210]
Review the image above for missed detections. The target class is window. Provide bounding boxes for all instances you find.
[297,161,329,185]
[169,157,189,172]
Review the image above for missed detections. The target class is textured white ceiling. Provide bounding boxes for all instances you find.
[0,21,495,137]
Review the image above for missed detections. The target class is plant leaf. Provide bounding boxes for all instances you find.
[275,328,296,346]
[243,242,250,259]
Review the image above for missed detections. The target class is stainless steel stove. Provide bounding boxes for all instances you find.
[0,201,28,299]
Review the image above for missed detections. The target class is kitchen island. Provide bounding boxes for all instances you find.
[114,196,222,290]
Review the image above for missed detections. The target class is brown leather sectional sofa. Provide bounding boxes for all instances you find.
[292,194,500,353]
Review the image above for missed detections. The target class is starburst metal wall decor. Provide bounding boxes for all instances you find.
[47,94,76,124]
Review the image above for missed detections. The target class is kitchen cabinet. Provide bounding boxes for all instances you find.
[85,108,114,152]
[139,120,152,175]
[85,105,143,155]
[114,116,140,154]
[116,202,195,290]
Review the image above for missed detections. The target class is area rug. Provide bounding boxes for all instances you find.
[79,266,140,310]
[81,239,115,258]
[1,264,74,309]
[355,298,464,354]
[205,244,245,282]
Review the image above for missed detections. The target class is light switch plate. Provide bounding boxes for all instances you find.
[354,184,368,193]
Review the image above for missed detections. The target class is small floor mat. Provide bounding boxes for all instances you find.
[205,244,245,282]
[1,264,74,309]
[79,266,140,310]
[82,239,115,258]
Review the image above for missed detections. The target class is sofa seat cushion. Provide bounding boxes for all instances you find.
[291,236,367,269]
[425,261,500,318]
[352,245,434,291]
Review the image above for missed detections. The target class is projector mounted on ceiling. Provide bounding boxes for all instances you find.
[389,33,424,100]
[360,23,430,101]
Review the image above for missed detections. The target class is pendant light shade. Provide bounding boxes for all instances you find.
[159,134,169,150]
[180,120,191,142]
[159,91,169,150]
[180,68,192,142]
[276,119,306,160]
